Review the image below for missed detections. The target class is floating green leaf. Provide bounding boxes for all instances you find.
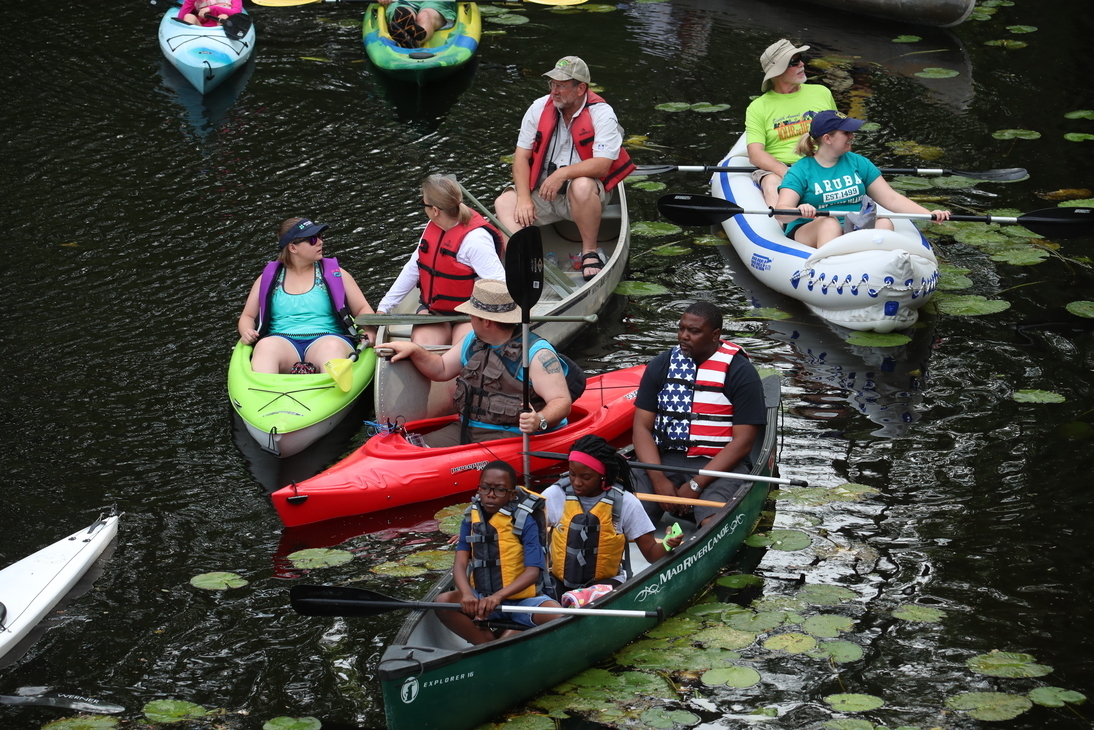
[803,614,855,638]
[631,221,682,237]
[371,561,428,577]
[42,718,120,730]
[287,548,353,570]
[190,571,248,590]
[985,39,1028,49]
[615,281,670,296]
[263,718,322,730]
[727,611,788,633]
[702,665,762,688]
[797,584,857,606]
[717,574,764,589]
[934,294,1011,316]
[886,140,945,158]
[582,3,618,11]
[844,331,912,347]
[930,175,978,189]
[1064,133,1094,142]
[690,103,731,113]
[752,595,808,613]
[1065,110,1094,119]
[500,713,556,730]
[638,708,700,728]
[1007,24,1037,32]
[773,484,877,506]
[824,693,885,712]
[477,4,512,14]
[1029,687,1087,707]
[435,503,468,535]
[655,102,693,112]
[888,175,934,191]
[652,245,692,256]
[1060,198,1094,206]
[1012,389,1065,404]
[893,35,921,43]
[914,67,960,79]
[647,615,702,639]
[745,529,811,551]
[404,549,455,570]
[823,720,873,730]
[992,128,1041,140]
[747,307,792,320]
[810,640,864,663]
[691,234,723,246]
[486,13,529,24]
[946,692,1032,721]
[967,651,1053,677]
[632,181,667,192]
[939,270,974,290]
[693,624,757,650]
[143,700,210,723]
[990,245,1048,265]
[763,632,816,654]
[892,604,946,622]
[1066,301,1094,318]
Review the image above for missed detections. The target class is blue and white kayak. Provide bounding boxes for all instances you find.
[0,511,119,662]
[712,134,939,332]
[158,9,255,95]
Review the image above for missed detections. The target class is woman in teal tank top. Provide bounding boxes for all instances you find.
[237,217,376,374]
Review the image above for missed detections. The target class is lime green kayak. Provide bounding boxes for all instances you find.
[227,340,377,458]
[363,2,481,84]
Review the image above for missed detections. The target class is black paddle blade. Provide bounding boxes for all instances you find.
[223,13,252,40]
[290,584,408,617]
[504,226,544,321]
[657,194,741,227]
[630,164,679,177]
[1017,207,1094,238]
[954,167,1028,182]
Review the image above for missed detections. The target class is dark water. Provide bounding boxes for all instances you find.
[2,0,1093,728]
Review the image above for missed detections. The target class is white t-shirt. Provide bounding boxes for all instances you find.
[516,95,624,189]
[542,481,656,584]
[377,227,505,313]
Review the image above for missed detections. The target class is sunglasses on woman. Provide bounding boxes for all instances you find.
[293,235,322,246]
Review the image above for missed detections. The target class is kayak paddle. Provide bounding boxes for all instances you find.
[656,193,1094,239]
[354,313,597,326]
[504,226,545,485]
[0,691,124,714]
[290,584,661,619]
[324,335,371,392]
[524,450,809,487]
[630,163,1029,182]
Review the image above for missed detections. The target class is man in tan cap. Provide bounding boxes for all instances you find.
[378,279,573,447]
[744,39,837,207]
[495,56,635,282]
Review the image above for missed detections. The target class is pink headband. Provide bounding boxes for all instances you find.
[569,451,606,475]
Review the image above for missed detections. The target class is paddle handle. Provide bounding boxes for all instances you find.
[634,493,726,508]
[524,451,808,487]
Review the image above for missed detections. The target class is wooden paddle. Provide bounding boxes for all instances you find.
[525,450,809,487]
[504,226,545,484]
[289,584,661,618]
[656,193,1094,239]
[631,163,1029,182]
[0,692,124,714]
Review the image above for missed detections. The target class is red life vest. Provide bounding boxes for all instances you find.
[416,211,502,314]
[527,91,635,193]
[653,341,743,458]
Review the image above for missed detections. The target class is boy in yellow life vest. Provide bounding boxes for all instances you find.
[435,461,563,645]
[542,435,683,603]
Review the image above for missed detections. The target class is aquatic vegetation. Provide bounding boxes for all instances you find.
[946,691,1032,721]
[745,529,811,551]
[631,181,667,192]
[485,13,529,24]
[968,651,1053,677]
[631,221,683,237]
[933,294,1011,316]
[1012,389,1066,404]
[614,281,670,296]
[745,307,792,320]
[41,719,119,730]
[142,700,215,723]
[913,67,960,79]
[824,693,885,712]
[262,718,322,730]
[891,604,946,622]
[189,571,248,590]
[434,503,467,535]
[1028,687,1087,707]
[654,102,730,114]
[992,128,1041,140]
[892,35,921,43]
[1066,301,1094,318]
[843,331,912,347]
[286,548,353,570]
[985,39,1028,49]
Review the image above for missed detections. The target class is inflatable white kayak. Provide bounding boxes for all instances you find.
[0,511,119,662]
[712,134,939,332]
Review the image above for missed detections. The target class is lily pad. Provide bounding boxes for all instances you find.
[632,181,667,192]
[581,3,618,11]
[1059,198,1094,206]
[435,503,468,535]
[476,4,512,14]
[652,245,691,256]
[647,615,702,639]
[1028,687,1087,707]
[42,719,120,730]
[143,700,210,723]
[763,632,816,654]
[1064,110,1094,119]
[639,708,701,728]
[893,35,921,43]
[1007,24,1038,32]
[485,13,529,24]
[655,102,693,112]
[745,529,811,551]
[1064,133,1094,142]
[690,103,731,113]
[263,718,322,730]
[692,624,758,650]
[727,611,788,632]
[747,307,792,320]
[631,221,682,237]
[716,573,764,589]
[190,571,248,590]
[797,584,857,606]
[933,294,1011,316]
[992,128,1041,140]
[823,720,873,730]
[810,639,864,663]
[892,604,946,622]
[691,234,723,246]
[615,281,669,296]
[824,693,885,712]
[967,651,1053,677]
[939,270,974,290]
[404,549,455,570]
[287,548,353,570]
[371,561,428,577]
[990,246,1048,265]
[1012,389,1065,404]
[886,140,944,158]
[702,665,762,688]
[888,175,935,191]
[844,331,912,347]
[803,614,855,638]
[752,595,807,613]
[929,175,978,189]
[500,713,557,729]
[1066,301,1094,318]
[914,67,960,79]
[946,692,1033,721]
[984,39,1029,49]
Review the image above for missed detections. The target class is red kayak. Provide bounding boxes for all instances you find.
[271,365,645,527]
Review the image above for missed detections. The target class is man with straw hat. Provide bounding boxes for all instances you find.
[378,279,572,448]
[744,39,837,207]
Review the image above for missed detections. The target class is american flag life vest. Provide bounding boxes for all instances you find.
[653,341,742,458]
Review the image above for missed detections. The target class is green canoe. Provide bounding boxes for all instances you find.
[362,2,481,85]
[376,372,782,730]
[227,340,377,458]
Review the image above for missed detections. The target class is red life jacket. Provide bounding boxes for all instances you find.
[527,91,635,193]
[416,211,502,314]
[653,341,744,458]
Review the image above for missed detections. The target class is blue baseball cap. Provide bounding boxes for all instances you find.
[810,110,865,138]
[278,218,329,248]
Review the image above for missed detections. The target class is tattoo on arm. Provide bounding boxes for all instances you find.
[538,351,562,374]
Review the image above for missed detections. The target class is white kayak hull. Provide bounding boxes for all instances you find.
[713,135,938,332]
[0,513,119,662]
[158,9,255,94]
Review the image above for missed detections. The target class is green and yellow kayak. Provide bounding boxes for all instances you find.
[227,340,377,458]
[363,2,481,84]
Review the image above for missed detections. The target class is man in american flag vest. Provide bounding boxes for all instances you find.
[632,302,767,527]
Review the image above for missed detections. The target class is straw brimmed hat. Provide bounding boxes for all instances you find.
[454,279,521,324]
[760,39,809,92]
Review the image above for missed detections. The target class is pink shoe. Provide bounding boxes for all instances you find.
[561,584,614,607]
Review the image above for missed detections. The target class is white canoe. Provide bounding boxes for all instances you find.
[158,9,255,95]
[712,135,939,332]
[0,512,119,662]
[371,184,631,423]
